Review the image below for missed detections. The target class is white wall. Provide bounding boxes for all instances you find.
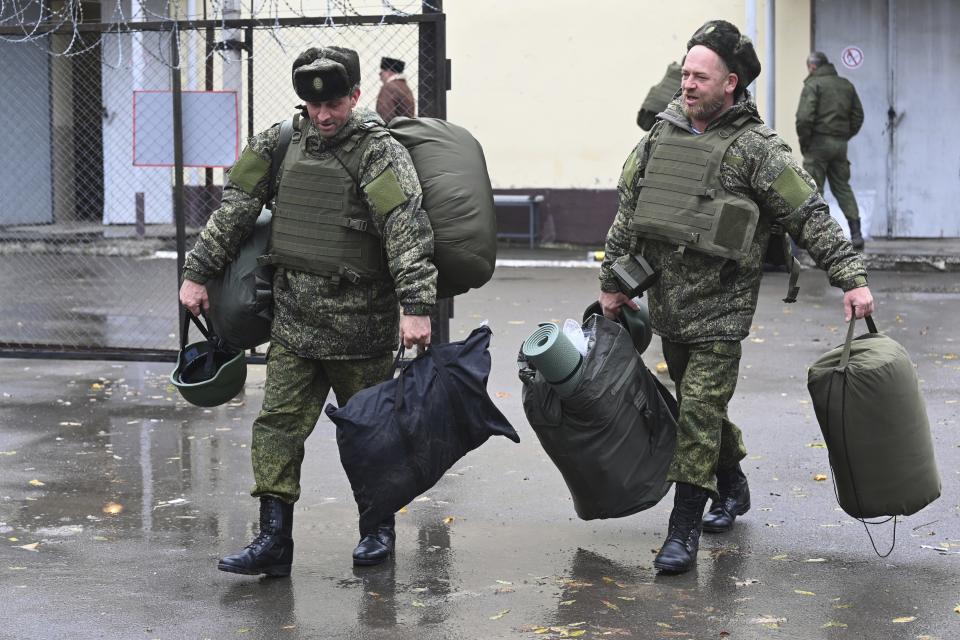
[444,0,811,189]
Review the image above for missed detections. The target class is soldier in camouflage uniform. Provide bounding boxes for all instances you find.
[598,21,874,574]
[179,46,437,576]
[796,52,866,249]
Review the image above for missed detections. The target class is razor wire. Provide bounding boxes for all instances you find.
[0,5,443,358]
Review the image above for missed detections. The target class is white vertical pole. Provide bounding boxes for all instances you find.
[745,0,758,98]
[765,0,776,127]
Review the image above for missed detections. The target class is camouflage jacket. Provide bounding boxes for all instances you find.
[795,63,864,149]
[600,97,867,343]
[183,108,437,360]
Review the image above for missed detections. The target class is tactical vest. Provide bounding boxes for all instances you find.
[630,115,761,262]
[263,118,388,284]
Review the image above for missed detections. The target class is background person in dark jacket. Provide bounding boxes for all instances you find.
[376,56,416,123]
[795,52,865,249]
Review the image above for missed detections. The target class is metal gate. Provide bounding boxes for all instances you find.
[0,1,448,361]
[813,0,960,238]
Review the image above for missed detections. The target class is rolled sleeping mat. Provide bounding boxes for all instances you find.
[522,323,584,398]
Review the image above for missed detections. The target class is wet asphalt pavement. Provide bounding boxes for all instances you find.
[1,265,958,640]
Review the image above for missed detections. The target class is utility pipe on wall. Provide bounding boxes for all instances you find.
[765,0,776,127]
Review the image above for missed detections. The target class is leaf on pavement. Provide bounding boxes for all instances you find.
[813,474,828,482]
[559,600,576,606]
[735,578,760,587]
[17,543,39,552]
[28,479,45,487]
[822,621,847,628]
[807,442,827,448]
[443,516,455,525]
[794,590,816,596]
[495,391,512,398]
[655,362,669,374]
[891,616,916,623]
[601,599,620,611]
[102,502,124,515]
[489,609,510,620]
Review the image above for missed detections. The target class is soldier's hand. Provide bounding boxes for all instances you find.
[598,291,639,320]
[400,314,431,351]
[179,279,210,317]
[843,286,874,321]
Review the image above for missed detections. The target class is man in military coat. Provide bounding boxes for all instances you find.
[179,46,437,575]
[598,21,874,574]
[796,51,866,249]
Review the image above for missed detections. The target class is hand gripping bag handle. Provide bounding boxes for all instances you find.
[837,314,879,372]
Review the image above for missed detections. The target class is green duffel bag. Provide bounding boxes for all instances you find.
[387,117,497,299]
[205,210,274,350]
[807,316,940,519]
[520,313,678,520]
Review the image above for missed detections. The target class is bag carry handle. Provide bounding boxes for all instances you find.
[838,314,879,371]
[180,310,214,351]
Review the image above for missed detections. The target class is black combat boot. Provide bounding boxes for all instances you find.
[218,497,294,577]
[702,462,751,533]
[653,483,710,574]
[353,515,396,567]
[848,219,864,250]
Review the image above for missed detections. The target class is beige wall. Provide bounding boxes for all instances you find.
[445,0,811,189]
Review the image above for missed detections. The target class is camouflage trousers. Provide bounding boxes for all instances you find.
[661,339,747,498]
[250,342,395,504]
[802,135,860,222]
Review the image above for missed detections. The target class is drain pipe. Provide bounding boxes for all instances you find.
[765,0,776,127]
[745,0,758,97]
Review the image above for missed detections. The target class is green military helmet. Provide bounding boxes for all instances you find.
[170,312,247,407]
[583,299,653,355]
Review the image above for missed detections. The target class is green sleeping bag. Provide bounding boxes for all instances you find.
[807,316,940,519]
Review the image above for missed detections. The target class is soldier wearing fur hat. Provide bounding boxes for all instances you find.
[179,46,437,575]
[376,56,416,123]
[598,20,874,574]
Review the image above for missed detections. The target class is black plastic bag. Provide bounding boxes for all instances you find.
[521,314,678,520]
[326,325,519,532]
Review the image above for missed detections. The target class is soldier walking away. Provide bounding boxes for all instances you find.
[598,20,874,575]
[376,56,416,123]
[179,46,437,575]
[796,51,865,249]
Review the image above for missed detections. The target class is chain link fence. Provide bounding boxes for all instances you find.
[0,1,446,360]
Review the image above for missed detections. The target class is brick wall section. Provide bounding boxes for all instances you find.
[493,188,618,247]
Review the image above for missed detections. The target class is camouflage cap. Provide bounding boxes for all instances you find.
[686,20,761,97]
[292,46,361,103]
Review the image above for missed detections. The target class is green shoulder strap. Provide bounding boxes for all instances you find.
[269,116,296,202]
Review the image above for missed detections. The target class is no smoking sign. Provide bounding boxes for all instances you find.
[841,46,864,70]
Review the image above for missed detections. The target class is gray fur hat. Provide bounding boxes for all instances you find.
[687,20,761,98]
[292,46,361,103]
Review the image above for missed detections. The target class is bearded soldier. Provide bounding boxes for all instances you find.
[598,21,874,574]
[179,46,437,575]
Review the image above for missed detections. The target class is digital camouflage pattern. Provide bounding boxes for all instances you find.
[250,341,394,502]
[600,96,867,343]
[183,107,437,360]
[661,338,746,497]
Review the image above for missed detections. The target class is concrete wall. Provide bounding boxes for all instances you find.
[445,0,812,190]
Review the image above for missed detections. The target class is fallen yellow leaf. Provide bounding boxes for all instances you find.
[398,506,408,513]
[91,383,104,390]
[954,604,960,614]
[489,609,510,620]
[28,479,45,487]
[822,621,848,628]
[891,616,916,623]
[495,579,512,585]
[601,599,620,611]
[656,622,672,628]
[411,601,425,607]
[807,442,827,448]
[495,391,511,399]
[559,600,576,606]
[813,474,828,482]
[443,516,455,525]
[568,632,586,638]
[102,502,124,515]
[655,361,669,374]
[17,543,39,552]
[795,589,816,596]
[943,353,958,360]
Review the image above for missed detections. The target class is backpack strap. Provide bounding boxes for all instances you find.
[268,116,296,202]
